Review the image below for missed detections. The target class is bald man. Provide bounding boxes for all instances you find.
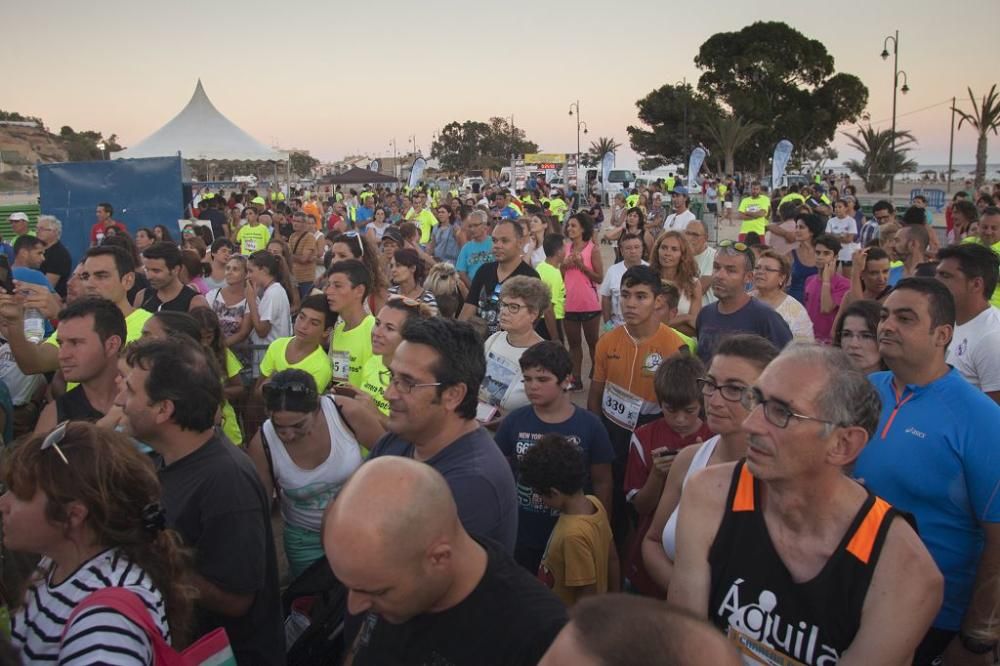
[540,595,741,666]
[325,457,566,666]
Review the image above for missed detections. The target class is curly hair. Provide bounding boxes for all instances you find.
[3,423,196,645]
[500,275,551,314]
[649,230,699,301]
[518,433,586,496]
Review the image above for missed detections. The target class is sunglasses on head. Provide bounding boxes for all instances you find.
[41,420,70,465]
[342,231,364,257]
[262,380,317,401]
[717,239,756,268]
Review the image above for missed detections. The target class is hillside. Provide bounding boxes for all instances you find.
[0,123,69,167]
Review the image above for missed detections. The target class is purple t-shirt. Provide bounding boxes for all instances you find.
[804,273,850,343]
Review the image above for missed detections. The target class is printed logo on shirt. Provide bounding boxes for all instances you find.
[515,433,581,515]
[642,352,664,376]
[955,337,968,357]
[717,578,839,666]
[904,426,926,439]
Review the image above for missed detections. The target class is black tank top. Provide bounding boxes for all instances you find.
[142,285,197,313]
[707,461,899,665]
[54,385,104,423]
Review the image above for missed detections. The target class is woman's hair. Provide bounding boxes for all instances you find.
[152,224,175,244]
[500,275,551,314]
[796,213,826,240]
[182,235,208,259]
[249,250,296,305]
[714,333,780,371]
[330,232,388,294]
[136,227,154,242]
[179,248,209,280]
[649,231,699,300]
[755,249,791,288]
[392,248,426,285]
[264,368,320,414]
[188,306,227,371]
[626,206,646,231]
[425,263,463,318]
[100,232,143,268]
[2,423,196,645]
[833,299,882,348]
[151,310,202,341]
[568,211,595,241]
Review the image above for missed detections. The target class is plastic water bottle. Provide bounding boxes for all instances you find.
[23,307,45,343]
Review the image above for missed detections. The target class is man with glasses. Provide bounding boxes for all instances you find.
[684,220,716,304]
[695,241,792,363]
[117,337,284,664]
[368,316,518,553]
[854,277,1000,664]
[670,344,943,665]
[36,215,72,298]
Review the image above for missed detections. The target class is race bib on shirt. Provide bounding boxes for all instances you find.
[602,382,643,431]
[330,350,350,382]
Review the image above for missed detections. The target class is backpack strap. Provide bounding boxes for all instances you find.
[259,425,281,494]
[61,587,169,650]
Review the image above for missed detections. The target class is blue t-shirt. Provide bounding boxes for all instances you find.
[788,250,817,304]
[13,266,55,336]
[854,369,1000,630]
[494,405,616,550]
[369,427,518,554]
[455,237,495,281]
[695,297,792,364]
[355,206,373,223]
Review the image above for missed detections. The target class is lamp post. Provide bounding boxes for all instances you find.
[881,31,910,197]
[568,101,588,193]
[947,96,957,194]
[408,135,417,157]
[389,138,398,180]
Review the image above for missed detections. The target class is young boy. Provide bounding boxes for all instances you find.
[258,294,336,393]
[325,259,375,388]
[519,433,618,606]
[804,233,850,344]
[623,353,712,597]
[236,208,271,255]
[534,233,565,342]
[494,341,615,574]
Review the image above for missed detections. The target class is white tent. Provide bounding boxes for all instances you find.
[114,80,287,162]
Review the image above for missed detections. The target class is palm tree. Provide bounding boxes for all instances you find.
[841,125,918,193]
[954,85,1000,189]
[583,136,621,167]
[702,115,764,176]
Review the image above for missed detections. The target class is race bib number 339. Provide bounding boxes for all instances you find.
[602,382,643,431]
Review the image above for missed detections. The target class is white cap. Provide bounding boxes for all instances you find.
[8,212,28,222]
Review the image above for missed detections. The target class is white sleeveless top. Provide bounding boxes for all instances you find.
[661,435,721,560]
[262,396,364,532]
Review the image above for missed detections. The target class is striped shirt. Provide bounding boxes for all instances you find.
[11,549,169,664]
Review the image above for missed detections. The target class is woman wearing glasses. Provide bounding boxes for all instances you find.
[750,250,814,342]
[246,370,367,579]
[641,334,779,593]
[832,300,884,376]
[4,422,194,663]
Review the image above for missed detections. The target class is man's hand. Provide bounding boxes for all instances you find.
[851,248,867,280]
[651,447,676,476]
[17,281,61,320]
[0,290,25,327]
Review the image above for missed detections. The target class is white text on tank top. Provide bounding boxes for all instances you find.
[662,435,720,560]
[263,398,363,532]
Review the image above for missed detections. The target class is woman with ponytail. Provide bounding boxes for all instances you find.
[3,421,195,663]
[246,250,293,370]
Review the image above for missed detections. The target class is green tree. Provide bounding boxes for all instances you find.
[57,125,125,161]
[431,118,538,172]
[954,85,1000,188]
[702,115,764,177]
[289,152,319,177]
[627,83,721,169]
[0,110,44,127]
[582,137,621,168]
[694,21,868,174]
[842,125,917,193]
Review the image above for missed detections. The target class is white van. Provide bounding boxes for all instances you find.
[603,169,637,199]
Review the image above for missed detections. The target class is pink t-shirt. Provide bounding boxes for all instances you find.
[563,241,600,313]
[804,273,850,343]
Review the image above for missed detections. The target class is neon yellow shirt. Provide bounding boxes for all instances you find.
[672,327,697,355]
[359,355,390,415]
[236,224,271,255]
[536,262,565,319]
[221,349,243,446]
[48,308,153,392]
[328,315,376,388]
[260,336,333,393]
[778,193,805,208]
[548,199,568,219]
[738,195,771,236]
[625,194,639,208]
[414,209,438,244]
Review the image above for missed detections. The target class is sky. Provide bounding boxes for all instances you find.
[3,0,999,171]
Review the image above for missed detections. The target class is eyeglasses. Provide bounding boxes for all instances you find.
[499,300,525,314]
[262,380,317,401]
[753,265,782,274]
[41,420,70,465]
[740,386,836,429]
[697,377,745,402]
[385,369,443,395]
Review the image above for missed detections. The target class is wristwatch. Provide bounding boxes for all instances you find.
[959,632,997,655]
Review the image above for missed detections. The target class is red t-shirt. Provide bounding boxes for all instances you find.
[89,220,128,244]
[623,417,713,598]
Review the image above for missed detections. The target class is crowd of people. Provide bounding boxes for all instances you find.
[0,172,995,665]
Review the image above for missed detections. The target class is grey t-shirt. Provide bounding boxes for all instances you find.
[369,427,518,553]
[695,297,793,363]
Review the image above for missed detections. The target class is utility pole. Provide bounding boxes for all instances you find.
[947,96,956,195]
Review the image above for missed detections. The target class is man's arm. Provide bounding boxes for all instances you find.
[189,294,209,311]
[586,379,604,416]
[0,294,59,374]
[543,306,558,342]
[942,523,1000,664]
[666,464,733,617]
[601,295,613,324]
[32,400,59,437]
[192,574,254,618]
[839,518,944,666]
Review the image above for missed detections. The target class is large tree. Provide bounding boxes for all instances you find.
[289,152,319,178]
[694,21,868,175]
[430,117,538,172]
[954,85,1000,188]
[842,125,917,193]
[58,126,124,161]
[627,83,722,169]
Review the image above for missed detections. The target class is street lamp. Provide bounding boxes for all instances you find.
[881,30,910,197]
[408,135,417,157]
[389,138,398,179]
[569,101,587,194]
